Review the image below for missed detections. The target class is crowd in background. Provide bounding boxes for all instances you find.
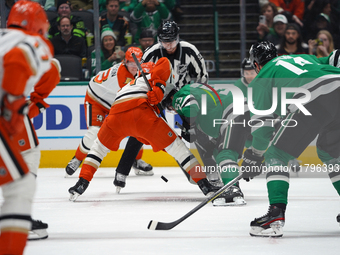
[4,0,340,79]
[3,0,183,79]
[257,0,340,58]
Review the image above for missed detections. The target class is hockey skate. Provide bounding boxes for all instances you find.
[197,178,219,196]
[65,156,82,177]
[68,177,89,201]
[212,184,246,206]
[114,172,127,194]
[28,219,48,240]
[132,159,154,176]
[249,205,285,237]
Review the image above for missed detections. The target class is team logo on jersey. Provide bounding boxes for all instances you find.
[18,139,26,147]
[177,64,187,75]
[125,78,133,85]
[0,167,6,176]
[97,115,104,122]
[168,131,173,137]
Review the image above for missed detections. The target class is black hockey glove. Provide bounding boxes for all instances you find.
[241,148,264,182]
[181,120,197,143]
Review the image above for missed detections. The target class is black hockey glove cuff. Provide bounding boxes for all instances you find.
[241,148,264,182]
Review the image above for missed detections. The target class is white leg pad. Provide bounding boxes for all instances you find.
[165,137,199,170]
[83,138,111,168]
[1,173,36,230]
[79,126,100,154]
[21,146,41,176]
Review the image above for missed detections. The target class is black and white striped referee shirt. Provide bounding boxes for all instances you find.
[141,41,208,89]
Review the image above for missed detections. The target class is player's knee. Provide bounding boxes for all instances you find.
[82,126,100,149]
[91,138,111,158]
[165,137,191,162]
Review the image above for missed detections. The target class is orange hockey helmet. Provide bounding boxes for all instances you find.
[7,0,49,36]
[125,47,143,63]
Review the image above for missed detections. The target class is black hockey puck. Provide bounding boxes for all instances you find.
[161,175,168,182]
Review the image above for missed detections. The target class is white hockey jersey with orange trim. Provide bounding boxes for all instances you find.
[111,57,172,114]
[0,29,54,99]
[87,63,135,110]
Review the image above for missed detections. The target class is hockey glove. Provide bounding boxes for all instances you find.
[241,148,264,182]
[1,94,29,136]
[28,100,49,119]
[147,80,165,106]
[181,120,197,143]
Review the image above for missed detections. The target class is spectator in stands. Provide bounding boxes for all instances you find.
[69,0,93,11]
[91,27,125,75]
[44,0,57,11]
[120,0,138,12]
[265,14,287,45]
[49,0,87,40]
[139,29,155,51]
[269,0,304,27]
[308,29,334,57]
[130,0,173,43]
[276,23,309,55]
[256,2,278,41]
[99,0,129,46]
[50,16,87,58]
[4,0,17,21]
[305,1,340,47]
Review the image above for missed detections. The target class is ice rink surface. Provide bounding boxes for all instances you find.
[2,167,340,255]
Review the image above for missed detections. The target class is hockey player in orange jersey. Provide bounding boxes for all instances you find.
[65,47,155,178]
[0,1,59,254]
[68,58,220,201]
[11,57,61,241]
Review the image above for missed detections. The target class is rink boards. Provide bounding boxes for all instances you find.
[36,83,321,168]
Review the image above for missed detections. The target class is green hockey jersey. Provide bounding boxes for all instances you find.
[249,54,340,152]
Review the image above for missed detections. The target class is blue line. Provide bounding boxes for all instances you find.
[38,136,83,139]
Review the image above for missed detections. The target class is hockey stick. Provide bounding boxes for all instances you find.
[147,174,243,230]
[131,53,152,90]
[131,53,166,119]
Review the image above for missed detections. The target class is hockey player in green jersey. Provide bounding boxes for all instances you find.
[163,73,254,206]
[241,41,340,237]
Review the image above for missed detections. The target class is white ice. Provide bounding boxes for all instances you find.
[2,167,340,255]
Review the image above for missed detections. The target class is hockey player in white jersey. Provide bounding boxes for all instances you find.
[65,47,154,180]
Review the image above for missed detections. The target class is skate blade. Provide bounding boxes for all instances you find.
[250,221,284,237]
[28,229,48,241]
[212,197,246,207]
[116,186,122,194]
[134,169,154,176]
[69,192,80,202]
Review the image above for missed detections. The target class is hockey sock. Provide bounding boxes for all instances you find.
[265,158,290,205]
[187,163,205,183]
[166,137,206,183]
[219,161,239,185]
[136,148,143,160]
[79,163,97,182]
[116,137,143,176]
[75,146,87,161]
[0,231,28,255]
[271,203,287,212]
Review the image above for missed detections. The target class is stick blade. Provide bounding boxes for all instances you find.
[147,220,177,230]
